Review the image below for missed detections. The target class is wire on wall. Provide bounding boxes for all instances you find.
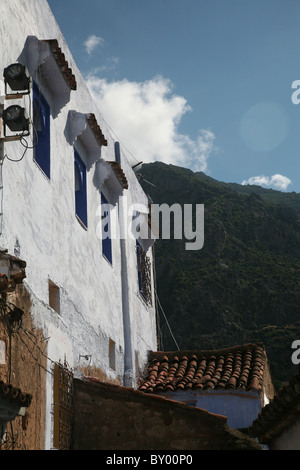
[17,326,54,377]
[4,122,38,163]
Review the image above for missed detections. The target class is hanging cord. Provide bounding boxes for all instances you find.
[152,241,180,350]
[154,289,180,351]
[4,93,38,163]
[4,123,38,163]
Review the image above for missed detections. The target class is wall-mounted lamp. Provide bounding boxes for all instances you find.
[0,302,24,334]
[3,63,30,95]
[2,105,29,135]
[8,305,24,325]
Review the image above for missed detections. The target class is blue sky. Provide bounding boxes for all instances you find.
[48,0,300,193]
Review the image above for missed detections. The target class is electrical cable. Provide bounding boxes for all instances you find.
[154,289,180,351]
[20,325,54,366]
[100,114,141,165]
[4,122,38,163]
[16,329,54,377]
[152,241,180,351]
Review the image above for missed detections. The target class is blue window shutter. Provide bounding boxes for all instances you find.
[74,149,88,227]
[33,82,51,179]
[101,193,112,264]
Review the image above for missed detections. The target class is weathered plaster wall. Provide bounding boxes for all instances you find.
[72,378,263,450]
[0,284,47,450]
[0,0,157,449]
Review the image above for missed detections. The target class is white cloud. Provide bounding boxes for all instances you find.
[85,73,216,171]
[84,35,105,55]
[241,174,292,191]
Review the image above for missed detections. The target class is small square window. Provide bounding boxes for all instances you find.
[49,280,60,314]
[109,338,116,370]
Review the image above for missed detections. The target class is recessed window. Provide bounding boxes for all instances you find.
[101,193,112,264]
[0,340,6,364]
[33,82,51,179]
[136,241,152,306]
[74,149,87,227]
[109,338,116,370]
[49,280,60,314]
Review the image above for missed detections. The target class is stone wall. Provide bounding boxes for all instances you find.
[72,377,263,450]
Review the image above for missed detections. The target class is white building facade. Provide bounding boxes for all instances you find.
[0,0,157,449]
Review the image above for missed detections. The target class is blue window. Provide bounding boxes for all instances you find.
[33,82,50,179]
[101,193,112,264]
[74,149,87,227]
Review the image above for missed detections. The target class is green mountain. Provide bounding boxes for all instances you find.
[139,162,300,389]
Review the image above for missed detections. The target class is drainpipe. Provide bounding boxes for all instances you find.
[115,142,134,387]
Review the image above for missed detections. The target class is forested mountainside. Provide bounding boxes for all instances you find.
[139,162,300,389]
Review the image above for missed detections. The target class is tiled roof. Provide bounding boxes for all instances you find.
[107,161,129,190]
[0,380,32,408]
[86,113,108,147]
[139,343,267,394]
[248,366,300,443]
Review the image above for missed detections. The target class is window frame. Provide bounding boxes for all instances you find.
[32,81,51,179]
[136,240,153,306]
[109,338,116,370]
[48,279,60,314]
[101,192,113,265]
[74,148,88,228]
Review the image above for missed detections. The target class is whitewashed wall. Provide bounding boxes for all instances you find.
[0,0,157,449]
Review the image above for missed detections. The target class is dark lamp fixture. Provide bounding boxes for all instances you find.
[8,305,24,323]
[7,305,24,333]
[3,63,30,94]
[2,105,29,134]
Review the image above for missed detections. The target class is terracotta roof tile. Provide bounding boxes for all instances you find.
[86,113,107,147]
[139,343,267,394]
[43,39,77,90]
[0,380,32,408]
[107,161,129,190]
